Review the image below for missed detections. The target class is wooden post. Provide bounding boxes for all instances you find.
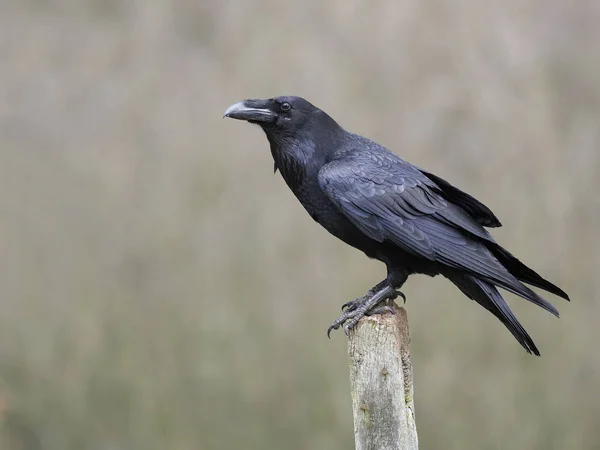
[347,303,418,450]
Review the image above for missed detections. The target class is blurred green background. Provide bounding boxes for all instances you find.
[0,1,598,449]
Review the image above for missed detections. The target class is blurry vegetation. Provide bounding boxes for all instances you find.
[0,0,598,449]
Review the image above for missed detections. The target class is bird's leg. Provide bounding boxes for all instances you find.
[327,283,402,337]
[340,280,406,312]
[340,279,388,312]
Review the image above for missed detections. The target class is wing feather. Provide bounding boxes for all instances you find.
[318,151,558,316]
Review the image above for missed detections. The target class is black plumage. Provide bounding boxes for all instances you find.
[224,96,569,355]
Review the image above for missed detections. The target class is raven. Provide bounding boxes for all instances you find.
[224,96,569,355]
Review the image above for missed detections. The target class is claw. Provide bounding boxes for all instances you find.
[328,305,362,338]
[328,281,404,338]
[398,291,406,303]
[327,324,337,338]
[390,290,406,304]
[344,315,362,334]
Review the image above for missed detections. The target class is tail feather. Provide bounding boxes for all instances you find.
[449,273,540,356]
[494,280,560,318]
[487,243,570,301]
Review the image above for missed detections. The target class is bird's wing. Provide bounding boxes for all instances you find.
[418,170,502,228]
[317,151,558,316]
[318,150,496,246]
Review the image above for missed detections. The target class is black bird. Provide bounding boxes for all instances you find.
[224,96,569,355]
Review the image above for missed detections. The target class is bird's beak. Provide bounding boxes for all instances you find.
[223,99,277,123]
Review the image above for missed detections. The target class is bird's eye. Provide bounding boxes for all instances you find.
[280,102,291,111]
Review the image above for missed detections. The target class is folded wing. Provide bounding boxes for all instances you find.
[318,150,558,316]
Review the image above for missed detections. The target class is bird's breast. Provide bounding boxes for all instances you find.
[291,179,379,254]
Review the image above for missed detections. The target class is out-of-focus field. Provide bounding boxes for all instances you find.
[0,1,598,449]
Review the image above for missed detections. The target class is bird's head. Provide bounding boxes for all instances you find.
[224,96,337,136]
[224,96,342,180]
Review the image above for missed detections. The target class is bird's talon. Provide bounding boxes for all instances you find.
[398,291,407,304]
[329,283,398,338]
[341,295,368,312]
[327,321,342,337]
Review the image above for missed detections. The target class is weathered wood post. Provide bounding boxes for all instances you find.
[347,302,418,450]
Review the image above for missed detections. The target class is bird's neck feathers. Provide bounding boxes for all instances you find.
[267,132,313,190]
[265,111,343,189]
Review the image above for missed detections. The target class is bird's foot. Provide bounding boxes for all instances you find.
[340,279,406,311]
[365,303,397,316]
[340,295,369,313]
[341,289,406,312]
[327,285,402,337]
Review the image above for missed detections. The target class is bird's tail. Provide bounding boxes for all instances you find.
[448,273,540,355]
[486,243,570,301]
